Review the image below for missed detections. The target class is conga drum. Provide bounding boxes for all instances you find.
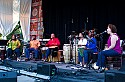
[72,44,78,64]
[63,44,70,63]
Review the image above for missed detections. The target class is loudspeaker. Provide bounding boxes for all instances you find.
[0,71,17,82]
[105,70,125,82]
[119,58,125,71]
[37,63,57,76]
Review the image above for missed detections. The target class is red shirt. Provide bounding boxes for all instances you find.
[46,38,60,47]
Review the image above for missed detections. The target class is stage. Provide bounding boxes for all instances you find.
[0,60,105,82]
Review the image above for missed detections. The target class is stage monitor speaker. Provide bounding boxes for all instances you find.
[119,58,125,71]
[0,71,17,82]
[37,63,57,76]
[105,70,125,82]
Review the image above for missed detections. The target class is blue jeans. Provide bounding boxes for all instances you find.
[25,48,38,59]
[42,53,46,59]
[78,48,84,62]
[83,49,95,64]
[7,48,20,58]
[78,52,83,62]
[45,48,51,59]
[45,48,58,59]
[96,50,120,67]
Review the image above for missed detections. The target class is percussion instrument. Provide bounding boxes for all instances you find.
[63,44,78,64]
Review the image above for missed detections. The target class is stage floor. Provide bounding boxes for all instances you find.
[0,60,105,82]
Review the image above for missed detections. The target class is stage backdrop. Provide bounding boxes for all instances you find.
[42,0,125,49]
[30,0,44,40]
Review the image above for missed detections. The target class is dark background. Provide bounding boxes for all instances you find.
[42,0,125,49]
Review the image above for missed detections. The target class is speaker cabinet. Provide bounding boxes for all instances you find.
[105,70,125,82]
[37,63,57,76]
[0,71,17,82]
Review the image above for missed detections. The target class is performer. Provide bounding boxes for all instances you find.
[6,34,21,60]
[45,33,60,61]
[96,24,122,72]
[78,32,87,66]
[25,35,40,60]
[83,30,98,67]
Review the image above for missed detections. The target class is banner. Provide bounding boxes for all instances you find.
[30,0,44,40]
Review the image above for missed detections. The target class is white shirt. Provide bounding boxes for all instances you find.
[78,38,87,48]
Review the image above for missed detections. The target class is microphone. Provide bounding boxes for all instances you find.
[86,35,91,40]
[95,30,107,37]
[100,30,107,35]
[86,35,94,43]
[67,35,71,39]
[87,17,88,23]
[75,35,79,38]
[72,18,73,23]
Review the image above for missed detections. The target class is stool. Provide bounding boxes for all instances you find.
[106,54,122,69]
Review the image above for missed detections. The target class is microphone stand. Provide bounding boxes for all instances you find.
[99,34,103,69]
[65,24,67,43]
[94,33,104,73]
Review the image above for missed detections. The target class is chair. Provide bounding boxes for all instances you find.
[88,52,98,69]
[106,54,122,70]
[106,40,124,70]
